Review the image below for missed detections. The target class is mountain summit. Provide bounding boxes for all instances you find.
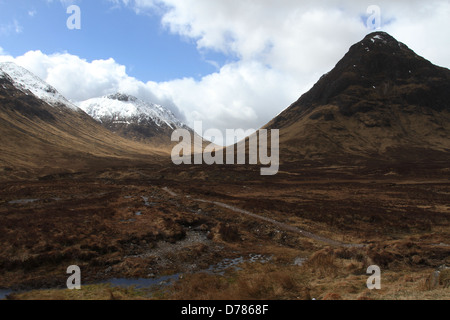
[0,62,80,111]
[265,31,450,163]
[78,93,190,144]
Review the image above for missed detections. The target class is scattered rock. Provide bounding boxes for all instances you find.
[294,257,306,266]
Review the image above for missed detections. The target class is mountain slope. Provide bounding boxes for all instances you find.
[264,32,450,163]
[0,62,79,111]
[0,63,167,180]
[77,93,190,145]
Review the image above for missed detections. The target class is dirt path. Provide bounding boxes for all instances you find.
[162,187,178,197]
[163,187,365,248]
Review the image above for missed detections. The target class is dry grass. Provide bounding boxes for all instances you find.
[440,269,450,288]
[159,244,450,300]
[298,247,450,300]
[303,248,339,278]
[161,263,311,300]
[0,180,215,289]
[5,284,147,300]
[1,165,449,300]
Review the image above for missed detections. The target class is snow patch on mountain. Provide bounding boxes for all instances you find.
[0,62,80,111]
[77,93,187,130]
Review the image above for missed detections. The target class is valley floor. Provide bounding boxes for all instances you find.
[0,163,449,300]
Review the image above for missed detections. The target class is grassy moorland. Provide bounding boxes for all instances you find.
[1,162,449,300]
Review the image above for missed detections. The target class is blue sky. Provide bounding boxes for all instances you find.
[1,0,450,135]
[0,0,230,82]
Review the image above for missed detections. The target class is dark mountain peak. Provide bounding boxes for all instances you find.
[264,32,450,162]
[274,32,450,122]
[336,31,450,83]
[106,93,138,102]
[345,31,419,67]
[361,31,400,46]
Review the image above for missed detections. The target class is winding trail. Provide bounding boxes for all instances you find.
[162,187,365,248]
[162,187,178,197]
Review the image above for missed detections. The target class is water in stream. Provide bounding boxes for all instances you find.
[0,289,12,300]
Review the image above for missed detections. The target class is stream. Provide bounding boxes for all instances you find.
[0,253,274,300]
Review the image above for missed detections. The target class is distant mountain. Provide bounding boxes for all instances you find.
[77,93,191,144]
[0,62,166,180]
[263,32,450,164]
[0,62,80,111]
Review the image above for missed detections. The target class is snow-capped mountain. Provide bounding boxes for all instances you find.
[77,93,190,142]
[0,64,172,180]
[0,62,80,111]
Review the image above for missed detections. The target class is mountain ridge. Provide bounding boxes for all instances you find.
[0,62,80,111]
[77,93,191,144]
[263,31,450,163]
[0,62,168,180]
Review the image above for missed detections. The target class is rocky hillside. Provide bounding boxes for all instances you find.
[264,32,450,164]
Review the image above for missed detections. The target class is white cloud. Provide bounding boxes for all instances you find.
[154,61,302,132]
[0,19,23,36]
[382,1,450,69]
[123,0,450,70]
[13,20,23,34]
